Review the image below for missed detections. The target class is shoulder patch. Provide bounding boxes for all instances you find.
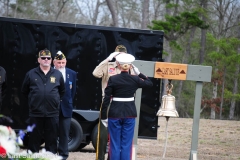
[108,68,116,74]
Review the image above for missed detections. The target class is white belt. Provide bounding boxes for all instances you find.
[112,97,134,101]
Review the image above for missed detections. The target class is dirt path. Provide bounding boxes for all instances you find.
[68,118,240,160]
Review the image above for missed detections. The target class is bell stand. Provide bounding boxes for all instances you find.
[160,80,176,159]
[132,60,212,160]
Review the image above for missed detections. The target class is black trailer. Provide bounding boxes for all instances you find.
[0,17,164,151]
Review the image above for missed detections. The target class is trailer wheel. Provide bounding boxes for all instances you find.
[91,124,98,150]
[68,118,83,151]
[78,143,88,150]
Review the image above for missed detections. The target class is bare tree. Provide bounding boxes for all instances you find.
[106,0,118,26]
[141,0,149,29]
[152,0,163,20]
[6,0,9,16]
[55,0,69,22]
[13,0,18,18]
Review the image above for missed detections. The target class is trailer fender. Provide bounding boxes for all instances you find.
[72,110,100,121]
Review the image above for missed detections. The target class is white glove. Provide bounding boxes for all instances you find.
[132,64,140,75]
[101,119,108,128]
[107,52,120,61]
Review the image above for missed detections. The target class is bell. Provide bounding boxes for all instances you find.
[157,84,179,117]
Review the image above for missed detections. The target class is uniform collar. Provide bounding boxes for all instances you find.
[121,71,129,74]
[37,66,53,73]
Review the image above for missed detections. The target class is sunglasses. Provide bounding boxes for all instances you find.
[41,57,51,60]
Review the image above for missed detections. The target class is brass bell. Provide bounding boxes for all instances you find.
[157,83,179,117]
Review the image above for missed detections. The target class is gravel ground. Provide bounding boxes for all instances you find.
[20,118,240,160]
[67,118,240,160]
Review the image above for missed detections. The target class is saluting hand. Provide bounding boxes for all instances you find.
[108,52,120,61]
[132,64,140,75]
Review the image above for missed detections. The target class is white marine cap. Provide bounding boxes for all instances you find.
[116,53,135,64]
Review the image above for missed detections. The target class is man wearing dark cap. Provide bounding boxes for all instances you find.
[93,45,140,160]
[53,51,77,160]
[0,66,7,112]
[21,49,65,154]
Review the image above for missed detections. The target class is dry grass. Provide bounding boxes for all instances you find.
[68,118,240,160]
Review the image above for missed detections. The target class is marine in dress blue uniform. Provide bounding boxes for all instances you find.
[93,45,133,160]
[101,54,153,160]
[53,51,77,160]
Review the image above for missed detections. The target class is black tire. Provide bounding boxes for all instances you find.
[78,143,88,150]
[68,118,83,151]
[91,124,98,150]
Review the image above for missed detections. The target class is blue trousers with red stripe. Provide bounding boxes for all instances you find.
[108,118,135,160]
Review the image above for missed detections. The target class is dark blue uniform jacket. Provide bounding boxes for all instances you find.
[101,71,153,119]
[60,68,77,117]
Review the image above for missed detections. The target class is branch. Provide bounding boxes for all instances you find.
[55,0,69,22]
[200,103,207,113]
[74,0,84,16]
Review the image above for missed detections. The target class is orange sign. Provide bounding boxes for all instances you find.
[154,62,187,80]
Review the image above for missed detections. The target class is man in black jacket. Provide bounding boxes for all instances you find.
[21,49,65,154]
[0,66,7,112]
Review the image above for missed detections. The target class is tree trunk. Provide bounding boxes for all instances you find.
[219,66,226,119]
[229,64,239,119]
[55,0,69,22]
[74,0,84,16]
[211,0,226,119]
[229,23,240,119]
[176,28,196,107]
[106,0,118,27]
[162,0,171,96]
[141,0,149,29]
[153,0,161,20]
[92,0,101,25]
[211,81,217,119]
[162,40,172,96]
[6,0,10,17]
[199,28,206,64]
[14,0,18,18]
[199,0,207,64]
[173,0,179,16]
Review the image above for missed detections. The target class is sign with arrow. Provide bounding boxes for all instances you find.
[154,62,188,80]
